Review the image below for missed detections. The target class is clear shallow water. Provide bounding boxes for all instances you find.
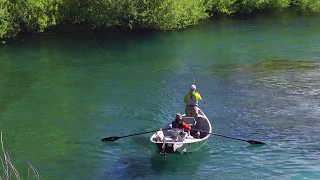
[0,11,320,179]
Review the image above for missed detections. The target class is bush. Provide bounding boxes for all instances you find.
[1,0,320,38]
[0,0,14,38]
[0,0,62,38]
[205,0,291,14]
[291,0,320,11]
[59,0,208,30]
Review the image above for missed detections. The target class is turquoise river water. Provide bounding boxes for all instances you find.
[0,11,320,180]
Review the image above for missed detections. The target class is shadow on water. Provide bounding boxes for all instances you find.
[245,144,266,149]
[150,151,209,173]
[102,143,210,179]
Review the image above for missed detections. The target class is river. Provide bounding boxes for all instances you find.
[0,11,319,180]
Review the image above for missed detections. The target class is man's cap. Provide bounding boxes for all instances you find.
[190,85,196,90]
[176,113,182,119]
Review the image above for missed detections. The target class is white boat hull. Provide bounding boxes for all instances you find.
[150,108,212,154]
[153,137,208,154]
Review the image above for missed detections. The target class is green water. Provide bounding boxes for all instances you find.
[1,11,320,180]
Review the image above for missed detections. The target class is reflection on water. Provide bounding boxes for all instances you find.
[150,151,208,173]
[210,59,320,96]
[102,150,210,179]
[254,59,320,96]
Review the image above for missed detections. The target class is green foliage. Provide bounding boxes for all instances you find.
[1,0,320,38]
[121,0,208,30]
[206,0,292,14]
[0,0,62,38]
[240,0,291,13]
[0,0,13,38]
[59,0,208,30]
[206,0,238,14]
[291,0,320,11]
[13,0,62,32]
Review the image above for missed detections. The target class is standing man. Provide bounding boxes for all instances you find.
[184,85,202,119]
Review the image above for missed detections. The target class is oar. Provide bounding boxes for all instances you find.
[101,128,171,142]
[194,129,265,144]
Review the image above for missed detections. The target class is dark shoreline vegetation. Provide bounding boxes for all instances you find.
[0,0,320,42]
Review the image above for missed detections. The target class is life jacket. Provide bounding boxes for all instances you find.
[186,92,198,106]
[172,119,183,129]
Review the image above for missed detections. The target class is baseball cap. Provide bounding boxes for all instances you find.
[190,85,196,90]
[176,113,182,119]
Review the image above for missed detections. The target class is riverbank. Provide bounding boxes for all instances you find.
[1,8,319,45]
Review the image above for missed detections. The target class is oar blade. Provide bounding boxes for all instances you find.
[247,140,265,144]
[101,136,120,142]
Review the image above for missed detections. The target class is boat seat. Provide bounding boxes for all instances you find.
[182,117,196,126]
[163,136,175,142]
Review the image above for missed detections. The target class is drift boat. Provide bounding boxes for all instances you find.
[150,108,212,154]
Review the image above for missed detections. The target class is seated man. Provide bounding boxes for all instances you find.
[170,113,191,141]
[171,113,201,140]
[171,113,191,131]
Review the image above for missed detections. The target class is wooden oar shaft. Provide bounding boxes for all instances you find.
[101,128,171,142]
[210,133,248,142]
[119,130,159,138]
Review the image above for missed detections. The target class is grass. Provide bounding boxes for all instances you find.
[0,132,40,180]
